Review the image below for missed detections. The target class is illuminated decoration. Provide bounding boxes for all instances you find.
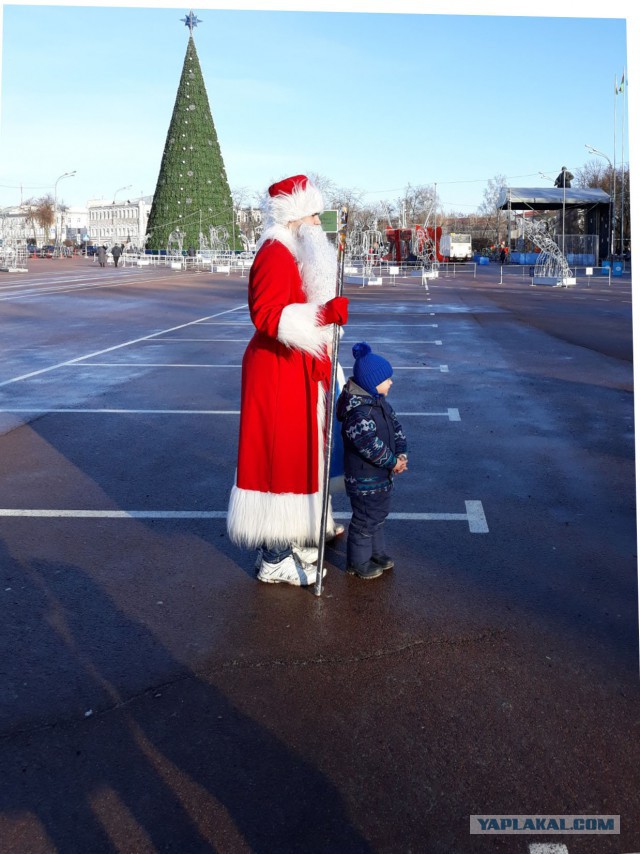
[523,218,574,283]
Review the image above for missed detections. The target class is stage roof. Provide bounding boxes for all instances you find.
[497,187,610,210]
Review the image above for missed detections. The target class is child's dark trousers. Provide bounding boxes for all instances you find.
[347,489,392,567]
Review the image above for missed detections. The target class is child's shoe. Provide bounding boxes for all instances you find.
[257,553,325,586]
[371,553,394,570]
[347,560,384,580]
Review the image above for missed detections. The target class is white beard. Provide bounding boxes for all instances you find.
[295,223,338,303]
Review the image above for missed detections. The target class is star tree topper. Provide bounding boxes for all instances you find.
[182,11,201,33]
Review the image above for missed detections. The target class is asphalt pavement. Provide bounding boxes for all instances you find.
[0,258,637,854]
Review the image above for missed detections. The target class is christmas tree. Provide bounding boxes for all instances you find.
[146,12,235,252]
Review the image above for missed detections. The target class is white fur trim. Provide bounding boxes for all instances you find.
[268,182,324,225]
[277,302,332,357]
[227,484,326,549]
[255,223,300,259]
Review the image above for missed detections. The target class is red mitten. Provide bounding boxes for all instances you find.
[320,296,349,326]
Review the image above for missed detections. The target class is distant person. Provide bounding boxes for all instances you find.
[554,167,574,189]
[337,342,408,580]
[499,247,506,265]
[111,244,122,267]
[97,245,107,268]
[187,245,196,257]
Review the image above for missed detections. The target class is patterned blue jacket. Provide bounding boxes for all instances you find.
[336,378,408,497]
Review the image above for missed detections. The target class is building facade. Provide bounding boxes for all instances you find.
[87,196,152,250]
[0,204,88,246]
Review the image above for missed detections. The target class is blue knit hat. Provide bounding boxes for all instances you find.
[352,342,393,396]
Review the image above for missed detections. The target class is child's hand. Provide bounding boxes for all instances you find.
[392,457,408,474]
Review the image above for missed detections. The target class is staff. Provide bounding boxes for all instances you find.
[315,206,349,596]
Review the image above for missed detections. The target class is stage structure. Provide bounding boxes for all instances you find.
[497,186,611,266]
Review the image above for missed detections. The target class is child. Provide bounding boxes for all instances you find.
[336,342,408,580]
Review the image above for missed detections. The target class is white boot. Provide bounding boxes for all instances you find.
[292,544,319,564]
[256,545,318,568]
[257,553,326,586]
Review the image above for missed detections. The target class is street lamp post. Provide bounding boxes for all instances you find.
[53,171,76,255]
[111,185,133,246]
[585,144,614,260]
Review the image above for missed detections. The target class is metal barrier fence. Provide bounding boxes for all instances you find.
[116,254,623,290]
[498,264,614,287]
[120,252,255,275]
[342,261,478,288]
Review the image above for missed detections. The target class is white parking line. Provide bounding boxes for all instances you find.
[0,407,461,419]
[346,323,439,327]
[69,363,449,371]
[195,321,441,328]
[0,274,157,301]
[0,304,248,387]
[0,409,242,414]
[396,409,460,420]
[150,338,444,345]
[396,365,449,372]
[344,340,443,345]
[74,363,244,368]
[529,845,569,854]
[0,274,100,290]
[0,500,488,533]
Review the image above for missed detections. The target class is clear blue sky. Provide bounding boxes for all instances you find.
[0,3,633,214]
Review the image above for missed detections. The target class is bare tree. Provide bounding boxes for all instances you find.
[306,172,338,204]
[20,195,54,246]
[231,185,251,209]
[32,194,55,244]
[326,184,365,212]
[574,159,609,191]
[575,158,631,254]
[393,183,435,227]
[22,199,40,245]
[478,174,507,246]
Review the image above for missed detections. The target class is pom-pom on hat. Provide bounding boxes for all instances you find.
[266,174,324,226]
[352,342,393,396]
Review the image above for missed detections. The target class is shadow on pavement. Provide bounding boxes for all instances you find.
[0,542,372,853]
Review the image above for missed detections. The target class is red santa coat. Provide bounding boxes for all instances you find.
[227,226,335,549]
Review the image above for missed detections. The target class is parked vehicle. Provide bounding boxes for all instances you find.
[439,233,473,262]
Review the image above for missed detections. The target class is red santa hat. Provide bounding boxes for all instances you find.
[266,174,324,225]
